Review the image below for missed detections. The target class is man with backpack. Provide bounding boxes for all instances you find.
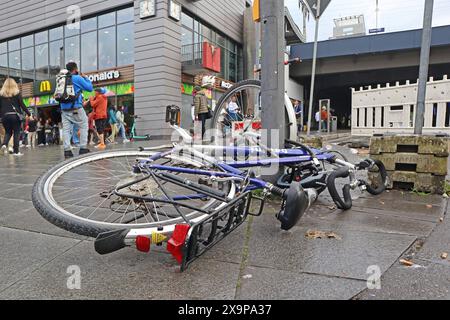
[55,62,93,159]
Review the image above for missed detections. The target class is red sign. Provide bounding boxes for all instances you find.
[202,42,221,73]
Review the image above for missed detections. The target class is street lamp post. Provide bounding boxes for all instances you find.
[306,0,321,136]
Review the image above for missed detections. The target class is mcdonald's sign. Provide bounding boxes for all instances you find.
[34,79,56,96]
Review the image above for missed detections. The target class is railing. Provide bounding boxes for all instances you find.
[351,75,450,136]
[181,43,204,66]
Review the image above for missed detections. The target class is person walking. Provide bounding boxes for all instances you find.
[88,88,108,150]
[87,111,99,146]
[293,100,303,133]
[107,105,118,144]
[60,62,93,159]
[194,86,210,139]
[27,115,38,148]
[320,106,329,132]
[0,78,31,156]
[116,106,130,143]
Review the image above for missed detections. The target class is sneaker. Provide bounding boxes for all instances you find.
[1,145,7,155]
[64,150,74,159]
[13,153,24,157]
[95,143,106,150]
[79,148,90,155]
[123,139,131,144]
[8,147,13,154]
[26,145,31,148]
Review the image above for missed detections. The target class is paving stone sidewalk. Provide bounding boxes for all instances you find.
[0,142,448,300]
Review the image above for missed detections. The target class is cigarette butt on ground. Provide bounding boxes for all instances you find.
[399,259,414,267]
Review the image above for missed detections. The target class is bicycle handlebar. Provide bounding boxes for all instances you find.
[327,167,353,210]
[358,159,388,196]
[327,159,388,210]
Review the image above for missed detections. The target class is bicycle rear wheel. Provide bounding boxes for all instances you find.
[211,80,297,144]
[32,150,235,238]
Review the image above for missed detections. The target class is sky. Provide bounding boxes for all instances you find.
[285,0,450,42]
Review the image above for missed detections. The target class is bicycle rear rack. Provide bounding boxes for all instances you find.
[180,191,254,271]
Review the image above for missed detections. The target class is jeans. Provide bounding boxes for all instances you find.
[198,113,208,139]
[1,114,22,154]
[118,123,127,140]
[61,108,88,151]
[28,131,37,148]
[72,123,80,145]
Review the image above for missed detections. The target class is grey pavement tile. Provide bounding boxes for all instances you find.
[247,210,417,280]
[416,213,450,261]
[0,241,241,300]
[304,205,437,237]
[238,265,366,300]
[0,205,87,240]
[356,259,450,300]
[0,226,81,293]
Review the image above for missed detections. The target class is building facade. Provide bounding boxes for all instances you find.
[0,0,247,137]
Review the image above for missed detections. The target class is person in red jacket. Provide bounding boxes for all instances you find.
[88,88,108,150]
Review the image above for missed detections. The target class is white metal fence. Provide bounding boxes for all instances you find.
[351,75,450,136]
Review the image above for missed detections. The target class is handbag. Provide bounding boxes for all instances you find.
[8,98,24,121]
[206,108,213,120]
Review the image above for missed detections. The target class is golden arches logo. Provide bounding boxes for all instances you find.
[40,81,52,92]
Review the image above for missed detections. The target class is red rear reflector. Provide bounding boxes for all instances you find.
[252,122,262,130]
[136,236,151,253]
[167,224,190,264]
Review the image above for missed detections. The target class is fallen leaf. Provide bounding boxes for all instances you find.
[242,274,253,279]
[306,230,342,240]
[399,259,414,267]
[426,204,433,209]
[380,201,385,205]
[328,205,337,210]
[440,217,444,223]
[441,252,448,260]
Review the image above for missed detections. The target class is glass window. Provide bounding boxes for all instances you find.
[201,25,212,42]
[181,12,193,29]
[117,7,134,24]
[81,31,97,72]
[8,51,21,77]
[65,36,80,64]
[65,23,80,37]
[49,40,63,76]
[81,17,97,33]
[35,31,48,45]
[35,43,49,79]
[8,39,20,52]
[0,42,6,54]
[21,35,34,48]
[99,27,116,69]
[181,27,193,46]
[99,12,116,28]
[117,23,134,66]
[50,27,63,41]
[0,54,7,68]
[22,47,34,71]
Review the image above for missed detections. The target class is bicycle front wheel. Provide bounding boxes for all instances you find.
[32,150,235,238]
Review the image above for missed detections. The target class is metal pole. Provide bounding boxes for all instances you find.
[260,0,285,144]
[307,0,321,136]
[260,0,285,181]
[414,0,434,135]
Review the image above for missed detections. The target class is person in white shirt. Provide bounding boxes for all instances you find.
[227,96,240,121]
[116,106,130,143]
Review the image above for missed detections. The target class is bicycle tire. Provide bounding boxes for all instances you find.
[32,150,235,238]
[211,79,297,142]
